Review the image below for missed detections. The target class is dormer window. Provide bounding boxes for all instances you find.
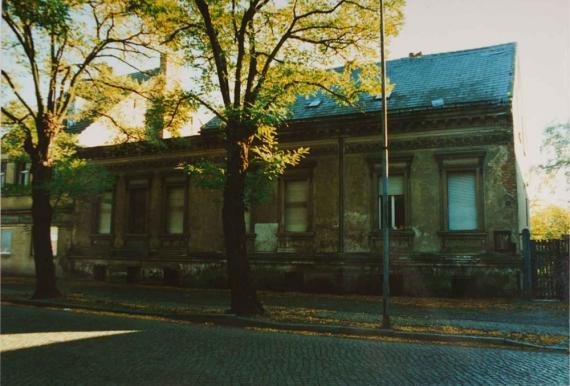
[431,98,445,107]
[306,98,321,108]
[373,89,393,100]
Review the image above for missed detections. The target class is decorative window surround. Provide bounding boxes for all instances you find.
[367,155,414,252]
[126,177,150,236]
[162,175,188,235]
[278,165,315,252]
[159,174,189,253]
[1,229,13,257]
[436,151,487,253]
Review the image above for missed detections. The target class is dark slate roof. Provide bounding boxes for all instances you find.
[205,42,516,129]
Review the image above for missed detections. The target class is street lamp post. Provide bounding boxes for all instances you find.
[379,0,391,329]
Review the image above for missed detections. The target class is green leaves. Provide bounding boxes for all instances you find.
[184,125,310,207]
[49,158,115,203]
[250,125,309,179]
[531,205,570,240]
[4,0,71,34]
[540,122,569,176]
[184,161,225,191]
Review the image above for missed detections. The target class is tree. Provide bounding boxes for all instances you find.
[531,205,570,240]
[136,0,405,315]
[540,122,570,179]
[1,0,155,298]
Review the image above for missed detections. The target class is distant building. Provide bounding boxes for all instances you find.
[3,43,530,296]
[0,158,68,275]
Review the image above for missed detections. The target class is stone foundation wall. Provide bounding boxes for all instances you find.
[67,254,521,298]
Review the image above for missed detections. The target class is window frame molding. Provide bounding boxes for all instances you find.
[125,175,151,236]
[0,161,7,188]
[367,155,413,232]
[91,189,116,236]
[435,150,486,232]
[278,164,315,237]
[1,228,13,257]
[15,161,31,186]
[161,173,189,236]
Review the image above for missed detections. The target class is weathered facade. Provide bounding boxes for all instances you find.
[0,159,72,276]
[6,43,530,296]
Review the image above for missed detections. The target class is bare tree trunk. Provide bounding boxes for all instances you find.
[30,162,61,299]
[28,114,61,299]
[222,125,263,315]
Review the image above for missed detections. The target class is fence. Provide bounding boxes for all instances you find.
[522,231,569,300]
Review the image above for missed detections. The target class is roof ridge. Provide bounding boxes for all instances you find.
[328,42,516,72]
[388,42,516,62]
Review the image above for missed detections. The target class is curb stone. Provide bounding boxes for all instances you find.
[2,297,568,354]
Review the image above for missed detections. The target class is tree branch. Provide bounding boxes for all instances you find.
[233,0,260,108]
[1,70,37,119]
[1,107,35,155]
[194,0,231,107]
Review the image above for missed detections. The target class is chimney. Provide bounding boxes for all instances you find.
[159,51,182,92]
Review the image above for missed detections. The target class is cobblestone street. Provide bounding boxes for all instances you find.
[2,304,568,386]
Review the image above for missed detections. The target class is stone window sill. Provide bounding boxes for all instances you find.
[278,231,315,239]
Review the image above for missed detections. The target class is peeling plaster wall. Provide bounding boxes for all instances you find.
[344,155,371,252]
[64,116,526,296]
[71,199,94,252]
[187,184,224,253]
[484,144,520,249]
[0,224,34,275]
[312,156,339,253]
[409,150,441,252]
[68,141,525,258]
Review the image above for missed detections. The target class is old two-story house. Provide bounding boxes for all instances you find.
[6,43,530,296]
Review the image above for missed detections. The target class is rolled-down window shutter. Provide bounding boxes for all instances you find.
[378,175,404,195]
[448,172,477,230]
[285,180,309,232]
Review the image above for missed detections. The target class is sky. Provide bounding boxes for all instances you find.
[386,0,569,206]
[110,0,570,206]
[2,0,568,205]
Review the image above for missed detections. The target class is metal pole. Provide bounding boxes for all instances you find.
[521,228,532,298]
[338,137,345,255]
[380,0,391,329]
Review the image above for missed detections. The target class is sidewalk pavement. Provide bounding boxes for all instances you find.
[1,276,568,353]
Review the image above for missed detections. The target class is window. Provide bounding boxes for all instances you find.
[50,226,59,256]
[96,191,113,234]
[127,179,148,234]
[1,161,6,187]
[1,229,13,256]
[369,156,412,231]
[447,172,477,230]
[244,207,252,233]
[437,152,484,232]
[15,162,30,185]
[378,175,405,230]
[284,179,310,232]
[165,186,185,234]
